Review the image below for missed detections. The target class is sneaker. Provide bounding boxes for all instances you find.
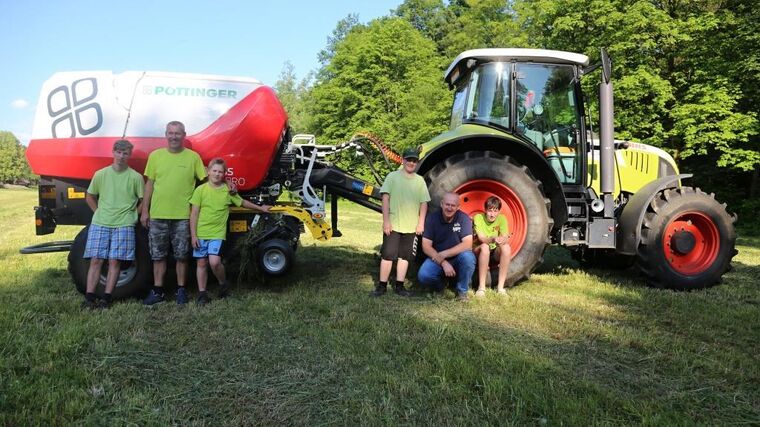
[217,283,230,299]
[475,289,486,298]
[393,285,411,297]
[176,287,188,305]
[370,285,387,297]
[96,299,111,310]
[496,288,508,295]
[456,292,470,302]
[196,293,210,306]
[81,299,97,310]
[143,290,165,306]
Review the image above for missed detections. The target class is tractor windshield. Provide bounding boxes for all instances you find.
[452,61,583,184]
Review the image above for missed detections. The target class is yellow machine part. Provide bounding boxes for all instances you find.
[229,205,333,241]
[269,205,333,241]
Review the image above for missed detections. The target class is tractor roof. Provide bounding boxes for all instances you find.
[444,48,590,85]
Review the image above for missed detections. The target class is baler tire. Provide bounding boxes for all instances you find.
[256,238,294,277]
[636,187,737,290]
[68,225,152,299]
[425,151,552,286]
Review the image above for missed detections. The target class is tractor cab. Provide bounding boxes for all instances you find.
[445,49,589,185]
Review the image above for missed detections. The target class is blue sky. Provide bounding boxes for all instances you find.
[0,0,401,144]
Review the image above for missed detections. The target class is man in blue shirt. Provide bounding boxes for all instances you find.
[418,192,476,301]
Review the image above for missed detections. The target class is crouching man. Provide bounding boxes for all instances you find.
[417,192,476,301]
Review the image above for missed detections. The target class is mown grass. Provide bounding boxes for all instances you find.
[1,187,758,425]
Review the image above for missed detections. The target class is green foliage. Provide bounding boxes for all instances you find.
[307,17,450,180]
[0,131,35,184]
[274,61,313,134]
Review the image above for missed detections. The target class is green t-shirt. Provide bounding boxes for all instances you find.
[144,148,207,219]
[88,166,144,227]
[190,183,243,240]
[473,213,509,250]
[379,169,430,233]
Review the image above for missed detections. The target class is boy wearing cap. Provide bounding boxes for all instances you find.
[371,148,430,297]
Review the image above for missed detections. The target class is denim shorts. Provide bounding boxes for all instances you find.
[193,239,224,258]
[84,224,135,260]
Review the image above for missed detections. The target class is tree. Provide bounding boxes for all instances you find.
[0,131,34,184]
[307,17,451,180]
[274,61,313,134]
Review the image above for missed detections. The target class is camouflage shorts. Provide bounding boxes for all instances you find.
[148,219,191,260]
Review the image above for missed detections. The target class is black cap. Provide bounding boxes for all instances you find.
[402,148,420,160]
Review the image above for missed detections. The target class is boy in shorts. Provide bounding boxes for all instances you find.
[371,148,430,297]
[473,196,512,296]
[190,158,271,304]
[82,139,144,309]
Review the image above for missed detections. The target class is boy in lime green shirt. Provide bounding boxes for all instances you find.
[190,158,271,304]
[473,196,511,296]
[82,139,144,309]
[372,148,430,297]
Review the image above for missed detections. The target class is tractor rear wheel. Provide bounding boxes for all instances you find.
[68,225,152,299]
[637,187,737,290]
[425,151,552,285]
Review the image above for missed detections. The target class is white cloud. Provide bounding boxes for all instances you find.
[11,99,29,109]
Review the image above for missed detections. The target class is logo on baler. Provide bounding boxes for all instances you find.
[47,77,103,138]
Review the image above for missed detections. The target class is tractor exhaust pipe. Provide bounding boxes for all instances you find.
[599,49,615,218]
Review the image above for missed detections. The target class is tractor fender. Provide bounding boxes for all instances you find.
[417,134,567,232]
[616,173,692,255]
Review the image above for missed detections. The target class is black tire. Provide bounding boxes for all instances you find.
[425,151,552,285]
[637,187,737,290]
[68,225,152,299]
[256,238,294,277]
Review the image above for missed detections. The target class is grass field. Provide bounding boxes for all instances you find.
[1,187,758,425]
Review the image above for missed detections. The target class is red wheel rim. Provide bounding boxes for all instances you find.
[454,179,526,257]
[662,211,720,275]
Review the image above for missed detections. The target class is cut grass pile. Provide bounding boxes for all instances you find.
[0,188,758,425]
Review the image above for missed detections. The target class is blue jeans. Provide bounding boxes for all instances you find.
[417,250,476,294]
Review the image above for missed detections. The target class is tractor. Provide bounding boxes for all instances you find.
[415,48,737,290]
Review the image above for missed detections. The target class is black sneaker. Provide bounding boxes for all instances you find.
[456,292,470,302]
[143,290,165,306]
[96,299,111,310]
[217,283,230,299]
[370,285,387,297]
[197,293,211,306]
[81,299,97,310]
[393,285,411,297]
[176,287,188,305]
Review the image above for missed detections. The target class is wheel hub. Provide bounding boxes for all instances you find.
[670,230,696,255]
[662,212,720,275]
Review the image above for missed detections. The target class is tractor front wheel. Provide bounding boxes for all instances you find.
[425,151,552,285]
[637,187,737,290]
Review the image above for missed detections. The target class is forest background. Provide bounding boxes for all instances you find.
[3,0,758,230]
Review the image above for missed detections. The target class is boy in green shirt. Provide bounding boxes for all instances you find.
[473,196,512,296]
[82,139,144,309]
[372,148,430,297]
[190,158,271,305]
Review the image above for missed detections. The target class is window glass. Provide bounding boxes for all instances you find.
[515,63,581,183]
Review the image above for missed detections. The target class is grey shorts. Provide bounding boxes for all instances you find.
[148,219,191,260]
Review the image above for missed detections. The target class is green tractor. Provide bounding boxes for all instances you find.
[415,48,737,290]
